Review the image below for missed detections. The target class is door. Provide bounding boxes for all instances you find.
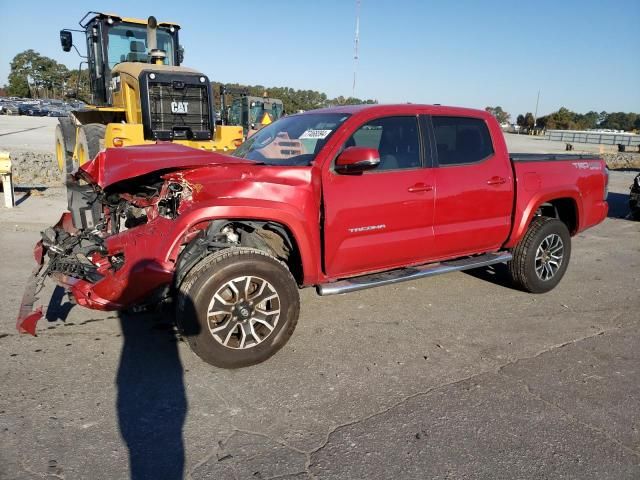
[428,115,514,259]
[322,115,436,277]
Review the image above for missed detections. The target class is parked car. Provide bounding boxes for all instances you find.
[17,104,609,368]
[47,108,69,117]
[18,103,48,116]
[630,173,640,220]
[0,102,20,115]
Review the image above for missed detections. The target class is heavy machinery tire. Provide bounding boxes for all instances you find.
[508,217,571,293]
[55,124,74,179]
[176,247,300,369]
[76,123,106,167]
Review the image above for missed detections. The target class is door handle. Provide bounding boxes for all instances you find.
[407,183,433,193]
[487,176,507,186]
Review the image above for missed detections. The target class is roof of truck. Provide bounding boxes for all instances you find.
[305,103,491,119]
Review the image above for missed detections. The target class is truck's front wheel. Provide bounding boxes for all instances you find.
[509,217,571,293]
[176,247,300,368]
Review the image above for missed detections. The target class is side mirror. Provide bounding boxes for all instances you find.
[335,146,380,174]
[177,46,185,64]
[60,30,73,52]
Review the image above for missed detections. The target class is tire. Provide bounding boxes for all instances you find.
[176,247,300,368]
[508,217,571,293]
[76,123,106,167]
[55,124,74,179]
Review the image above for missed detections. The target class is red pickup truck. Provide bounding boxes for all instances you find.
[17,104,609,368]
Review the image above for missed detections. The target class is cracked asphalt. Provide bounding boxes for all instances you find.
[0,168,639,479]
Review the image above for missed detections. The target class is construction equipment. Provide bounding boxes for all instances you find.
[56,12,243,176]
[219,85,285,138]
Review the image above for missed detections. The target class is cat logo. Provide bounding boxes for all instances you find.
[171,101,189,114]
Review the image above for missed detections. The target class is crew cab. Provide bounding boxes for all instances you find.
[17,105,609,368]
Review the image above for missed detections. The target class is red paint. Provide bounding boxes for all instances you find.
[19,104,609,332]
[80,142,254,188]
[17,308,42,336]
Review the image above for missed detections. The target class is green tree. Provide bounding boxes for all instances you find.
[7,49,70,98]
[516,114,525,127]
[485,106,510,124]
[212,81,376,114]
[523,112,535,129]
[600,112,638,131]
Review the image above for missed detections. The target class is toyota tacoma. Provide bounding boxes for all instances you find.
[17,104,609,368]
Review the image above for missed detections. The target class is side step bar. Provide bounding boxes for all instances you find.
[316,251,513,296]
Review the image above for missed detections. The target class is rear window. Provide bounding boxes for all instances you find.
[432,116,494,165]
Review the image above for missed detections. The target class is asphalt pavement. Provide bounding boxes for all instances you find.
[0,149,639,479]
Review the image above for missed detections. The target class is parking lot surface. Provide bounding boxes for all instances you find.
[0,138,639,479]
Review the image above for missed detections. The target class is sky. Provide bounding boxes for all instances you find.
[0,0,638,117]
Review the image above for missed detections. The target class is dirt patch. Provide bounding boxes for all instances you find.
[603,152,640,170]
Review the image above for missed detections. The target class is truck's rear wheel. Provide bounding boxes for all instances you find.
[76,123,106,167]
[508,217,571,293]
[176,247,300,368]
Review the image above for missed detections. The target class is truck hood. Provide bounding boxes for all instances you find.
[79,143,255,189]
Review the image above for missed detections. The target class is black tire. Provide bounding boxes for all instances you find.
[77,123,106,167]
[55,124,74,181]
[176,247,300,368]
[508,217,571,293]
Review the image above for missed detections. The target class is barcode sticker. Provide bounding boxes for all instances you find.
[299,129,332,139]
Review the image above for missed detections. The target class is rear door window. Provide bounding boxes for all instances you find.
[432,116,494,166]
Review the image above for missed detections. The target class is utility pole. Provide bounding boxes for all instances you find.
[533,90,540,128]
[352,0,360,99]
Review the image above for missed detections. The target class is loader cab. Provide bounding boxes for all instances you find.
[228,96,285,137]
[61,12,182,106]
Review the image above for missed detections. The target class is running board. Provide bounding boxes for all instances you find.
[316,251,513,296]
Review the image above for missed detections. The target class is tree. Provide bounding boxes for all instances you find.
[7,50,69,98]
[516,114,525,127]
[523,112,535,129]
[600,112,638,131]
[212,81,376,114]
[485,106,510,124]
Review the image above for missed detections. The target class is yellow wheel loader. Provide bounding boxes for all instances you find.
[219,85,285,138]
[56,12,244,176]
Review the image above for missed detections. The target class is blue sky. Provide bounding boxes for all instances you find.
[0,0,638,117]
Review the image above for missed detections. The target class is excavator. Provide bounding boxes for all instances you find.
[55,12,244,176]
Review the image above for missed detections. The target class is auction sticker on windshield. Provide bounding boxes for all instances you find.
[299,129,333,139]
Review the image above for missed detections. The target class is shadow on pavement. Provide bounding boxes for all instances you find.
[116,308,189,480]
[45,285,74,323]
[606,192,630,219]
[464,262,517,290]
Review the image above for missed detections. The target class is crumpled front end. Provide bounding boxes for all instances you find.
[16,166,195,335]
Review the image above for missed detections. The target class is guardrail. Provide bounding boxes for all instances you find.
[545,130,640,147]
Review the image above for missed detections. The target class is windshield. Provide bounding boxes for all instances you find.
[107,23,176,68]
[228,98,243,126]
[232,113,350,166]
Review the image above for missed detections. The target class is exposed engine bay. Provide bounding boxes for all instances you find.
[42,172,190,283]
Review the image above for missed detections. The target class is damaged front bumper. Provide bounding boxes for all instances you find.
[16,241,46,335]
[16,211,176,336]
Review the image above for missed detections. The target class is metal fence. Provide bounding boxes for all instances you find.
[545,129,640,147]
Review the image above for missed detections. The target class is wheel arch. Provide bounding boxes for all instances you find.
[169,211,318,288]
[537,198,579,234]
[505,191,582,248]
